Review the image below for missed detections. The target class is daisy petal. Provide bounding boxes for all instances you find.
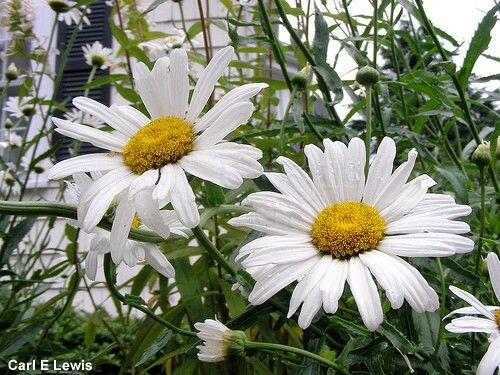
[449,286,495,319]
[298,286,323,329]
[323,139,348,203]
[110,196,135,264]
[48,153,124,180]
[377,235,455,257]
[477,336,500,375]
[344,137,366,202]
[363,137,396,205]
[486,252,500,301]
[186,46,234,123]
[168,165,199,228]
[168,49,189,118]
[135,190,171,238]
[110,105,149,130]
[445,316,499,334]
[143,245,175,278]
[348,257,383,331]
[320,259,348,314]
[444,305,498,320]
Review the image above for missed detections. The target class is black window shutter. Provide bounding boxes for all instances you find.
[54,0,111,161]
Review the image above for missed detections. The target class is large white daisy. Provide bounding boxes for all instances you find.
[66,172,187,271]
[445,252,500,375]
[229,137,474,330]
[48,47,266,259]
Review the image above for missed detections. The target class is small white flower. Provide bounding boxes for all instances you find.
[20,155,53,174]
[82,41,113,70]
[194,319,246,362]
[3,96,42,118]
[139,29,189,60]
[66,173,188,278]
[49,46,267,263]
[445,253,500,375]
[64,108,103,128]
[229,137,474,330]
[48,0,90,28]
[0,133,23,149]
[233,0,258,6]
[0,170,20,196]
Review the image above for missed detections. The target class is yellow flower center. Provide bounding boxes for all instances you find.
[131,215,141,229]
[311,201,385,259]
[123,116,195,175]
[496,310,500,328]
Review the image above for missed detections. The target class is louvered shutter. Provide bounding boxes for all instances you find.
[53,0,111,161]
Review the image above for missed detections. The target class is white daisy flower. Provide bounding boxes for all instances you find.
[139,29,190,60]
[82,41,113,70]
[445,252,500,375]
[20,155,53,174]
[194,319,246,362]
[233,0,258,6]
[3,96,40,118]
[48,47,267,262]
[64,108,102,128]
[0,133,23,149]
[66,173,188,275]
[48,0,90,28]
[229,137,474,330]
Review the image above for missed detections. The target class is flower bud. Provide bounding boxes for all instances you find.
[5,63,19,81]
[355,66,380,87]
[225,330,246,359]
[48,0,70,13]
[4,118,14,129]
[291,65,311,92]
[471,141,491,168]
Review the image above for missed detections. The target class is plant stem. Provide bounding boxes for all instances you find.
[473,167,486,290]
[280,88,297,153]
[191,226,236,277]
[245,341,349,373]
[197,0,211,62]
[364,85,373,174]
[114,0,134,89]
[434,258,446,354]
[103,253,197,337]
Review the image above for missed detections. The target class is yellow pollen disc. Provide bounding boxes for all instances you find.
[131,215,141,229]
[310,201,385,259]
[495,310,500,328]
[123,116,195,174]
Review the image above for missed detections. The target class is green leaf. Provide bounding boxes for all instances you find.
[312,5,329,62]
[457,4,500,88]
[377,321,414,352]
[0,218,36,265]
[141,0,168,15]
[0,321,44,357]
[313,61,344,104]
[435,166,469,204]
[204,181,225,206]
[124,294,147,306]
[135,329,173,367]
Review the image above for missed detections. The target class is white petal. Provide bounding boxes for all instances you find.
[228,212,309,236]
[53,118,127,152]
[248,256,320,305]
[381,233,474,254]
[48,154,124,180]
[168,165,199,228]
[445,316,499,334]
[449,286,496,319]
[193,102,254,150]
[84,251,100,280]
[178,151,244,189]
[380,175,436,222]
[194,83,268,133]
[236,234,312,262]
[143,245,175,278]
[377,235,455,257]
[186,46,234,123]
[288,255,332,318]
[110,197,135,264]
[276,156,325,212]
[135,190,171,238]
[153,164,175,202]
[359,251,405,309]
[344,137,366,202]
[110,105,149,130]
[347,257,383,331]
[444,305,498,320]
[168,49,189,118]
[134,58,170,119]
[320,259,348,314]
[323,139,348,203]
[487,252,500,301]
[373,149,417,210]
[128,169,159,198]
[297,286,323,329]
[363,137,396,205]
[73,97,137,137]
[80,166,133,203]
[304,144,330,203]
[477,336,500,375]
[385,217,470,235]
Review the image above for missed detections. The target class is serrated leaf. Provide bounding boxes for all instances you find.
[312,5,329,62]
[313,61,344,104]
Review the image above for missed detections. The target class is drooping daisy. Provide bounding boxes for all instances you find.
[48,0,90,28]
[82,41,113,70]
[0,169,21,197]
[139,29,189,60]
[4,96,41,118]
[445,252,500,375]
[66,172,187,274]
[229,137,474,330]
[49,47,266,257]
[195,319,246,362]
[0,132,23,149]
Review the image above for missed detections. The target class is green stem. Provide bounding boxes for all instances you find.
[280,88,297,153]
[373,0,378,67]
[473,168,486,291]
[303,113,323,142]
[245,341,349,373]
[103,253,197,337]
[0,80,10,104]
[178,2,196,51]
[365,85,373,174]
[191,226,236,277]
[434,258,446,354]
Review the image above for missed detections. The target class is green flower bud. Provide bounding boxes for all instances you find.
[224,330,246,359]
[355,66,380,87]
[4,118,14,129]
[291,65,311,92]
[48,0,71,13]
[5,63,19,81]
[471,141,492,168]
[21,106,35,117]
